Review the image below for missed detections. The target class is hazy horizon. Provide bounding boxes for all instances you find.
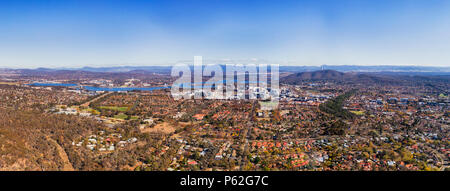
[3,63,450,71]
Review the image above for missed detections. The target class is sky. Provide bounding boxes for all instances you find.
[0,0,449,68]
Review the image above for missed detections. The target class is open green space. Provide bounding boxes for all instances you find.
[98,106,129,112]
[350,110,365,115]
[113,113,128,120]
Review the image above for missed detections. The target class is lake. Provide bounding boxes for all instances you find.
[28,83,169,92]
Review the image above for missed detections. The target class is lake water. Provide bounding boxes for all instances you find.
[29,80,268,92]
[83,86,169,92]
[28,83,169,92]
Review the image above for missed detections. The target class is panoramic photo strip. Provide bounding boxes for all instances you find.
[0,0,448,190]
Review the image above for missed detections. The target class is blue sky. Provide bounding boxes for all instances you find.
[0,0,449,68]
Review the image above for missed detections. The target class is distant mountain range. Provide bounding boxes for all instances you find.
[279,65,450,73]
[75,66,172,73]
[281,70,376,84]
[280,69,450,86]
[282,70,352,81]
[1,65,449,75]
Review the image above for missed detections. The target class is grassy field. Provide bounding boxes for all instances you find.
[98,106,129,112]
[82,108,100,115]
[350,110,365,115]
[113,114,128,120]
[141,122,176,134]
[0,82,19,85]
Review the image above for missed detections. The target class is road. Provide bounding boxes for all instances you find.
[81,92,113,107]
[46,136,74,171]
[239,100,257,170]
